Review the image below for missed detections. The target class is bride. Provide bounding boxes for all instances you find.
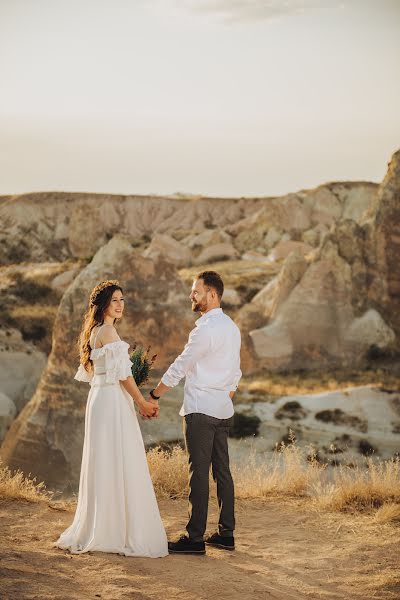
[54,280,168,558]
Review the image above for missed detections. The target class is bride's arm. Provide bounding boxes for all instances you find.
[121,377,156,417]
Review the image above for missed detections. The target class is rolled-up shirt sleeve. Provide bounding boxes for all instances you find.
[161,324,211,388]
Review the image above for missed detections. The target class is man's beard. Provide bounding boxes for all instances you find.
[191,300,207,313]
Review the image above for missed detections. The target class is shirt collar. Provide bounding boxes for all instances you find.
[196,307,223,325]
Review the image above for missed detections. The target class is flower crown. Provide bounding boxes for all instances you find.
[89,280,120,307]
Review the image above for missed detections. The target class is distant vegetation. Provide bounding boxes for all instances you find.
[239,366,400,402]
[0,263,79,354]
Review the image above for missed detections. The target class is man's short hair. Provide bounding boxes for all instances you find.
[196,271,224,299]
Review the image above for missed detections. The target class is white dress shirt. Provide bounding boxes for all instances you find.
[161,307,242,419]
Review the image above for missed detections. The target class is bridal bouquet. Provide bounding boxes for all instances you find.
[130,343,157,387]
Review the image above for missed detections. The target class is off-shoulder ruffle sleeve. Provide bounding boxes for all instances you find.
[74,364,94,383]
[90,341,133,384]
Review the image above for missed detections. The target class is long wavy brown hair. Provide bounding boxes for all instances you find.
[78,280,123,372]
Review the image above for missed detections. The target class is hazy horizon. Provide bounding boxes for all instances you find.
[1,0,399,198]
[0,170,381,200]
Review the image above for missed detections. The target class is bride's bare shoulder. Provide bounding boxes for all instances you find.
[99,324,120,345]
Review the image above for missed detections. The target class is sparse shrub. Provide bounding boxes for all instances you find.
[4,241,31,263]
[275,401,307,421]
[315,408,367,432]
[229,413,261,438]
[8,305,58,353]
[358,439,376,456]
[11,273,54,303]
[0,460,52,503]
[20,320,47,342]
[366,344,391,360]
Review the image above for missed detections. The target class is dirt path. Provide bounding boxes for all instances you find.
[1,496,399,600]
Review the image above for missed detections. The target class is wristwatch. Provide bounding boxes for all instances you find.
[150,389,161,400]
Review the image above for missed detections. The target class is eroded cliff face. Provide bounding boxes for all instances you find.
[245,151,400,371]
[0,183,376,264]
[0,236,194,490]
[0,193,264,263]
[366,150,400,336]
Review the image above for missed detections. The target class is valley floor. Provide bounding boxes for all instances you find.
[0,496,399,600]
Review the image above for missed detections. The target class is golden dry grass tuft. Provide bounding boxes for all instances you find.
[313,458,400,512]
[373,502,400,524]
[147,442,400,518]
[147,445,189,499]
[233,443,324,499]
[0,460,52,503]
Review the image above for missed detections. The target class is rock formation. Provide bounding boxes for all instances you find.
[0,328,46,421]
[364,149,400,339]
[142,233,191,267]
[0,183,376,265]
[0,392,16,442]
[0,193,263,264]
[245,151,400,371]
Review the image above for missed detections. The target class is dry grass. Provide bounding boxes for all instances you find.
[0,460,52,503]
[233,443,324,499]
[2,444,400,522]
[179,259,280,291]
[242,367,400,399]
[147,445,189,499]
[313,458,400,513]
[146,441,400,520]
[373,502,400,524]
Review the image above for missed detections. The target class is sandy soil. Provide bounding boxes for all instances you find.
[1,496,399,600]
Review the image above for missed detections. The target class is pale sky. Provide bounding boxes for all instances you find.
[0,0,399,197]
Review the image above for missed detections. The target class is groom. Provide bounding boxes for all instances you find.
[148,270,242,555]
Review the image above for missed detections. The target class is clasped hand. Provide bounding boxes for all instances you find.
[139,397,159,420]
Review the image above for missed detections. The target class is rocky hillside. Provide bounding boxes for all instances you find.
[241,152,400,372]
[1,150,400,491]
[0,183,375,264]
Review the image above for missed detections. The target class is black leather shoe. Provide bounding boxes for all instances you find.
[168,535,206,555]
[205,532,235,551]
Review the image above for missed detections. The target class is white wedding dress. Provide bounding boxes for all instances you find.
[54,326,168,558]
